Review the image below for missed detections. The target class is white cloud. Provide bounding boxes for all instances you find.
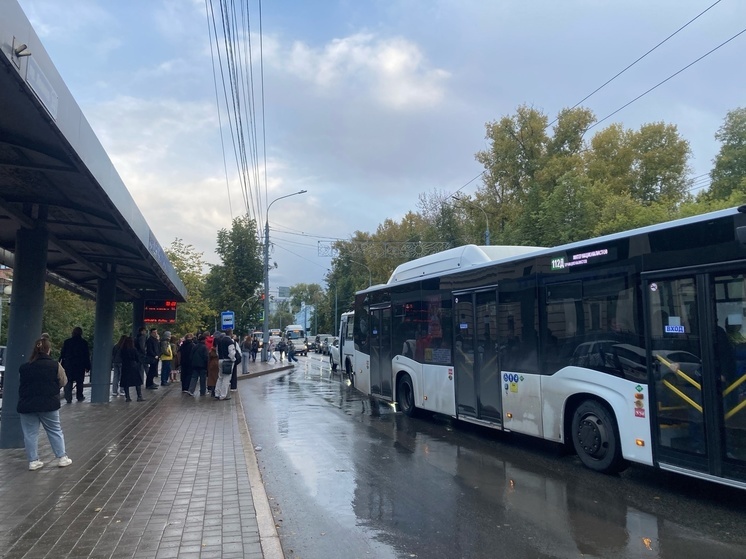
[280,33,450,110]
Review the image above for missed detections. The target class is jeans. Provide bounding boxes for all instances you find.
[160,360,172,384]
[20,410,67,462]
[242,352,250,374]
[215,368,231,399]
[188,369,207,395]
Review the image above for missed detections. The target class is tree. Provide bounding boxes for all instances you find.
[165,239,213,336]
[42,285,95,357]
[709,108,746,200]
[205,214,263,332]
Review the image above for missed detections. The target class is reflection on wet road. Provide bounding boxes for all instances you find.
[240,354,746,559]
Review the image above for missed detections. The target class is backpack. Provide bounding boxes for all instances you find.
[234,341,242,365]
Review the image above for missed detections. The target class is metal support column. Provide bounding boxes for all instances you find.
[91,267,117,403]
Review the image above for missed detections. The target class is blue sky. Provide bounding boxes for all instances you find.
[15,0,746,289]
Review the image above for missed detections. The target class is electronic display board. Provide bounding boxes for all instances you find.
[143,299,178,324]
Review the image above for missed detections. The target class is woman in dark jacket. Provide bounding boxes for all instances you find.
[119,336,145,402]
[18,337,73,471]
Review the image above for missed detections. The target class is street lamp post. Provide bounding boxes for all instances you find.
[349,259,372,287]
[263,190,307,361]
[452,195,490,245]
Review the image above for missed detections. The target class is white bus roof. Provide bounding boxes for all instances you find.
[367,206,744,292]
[386,244,544,285]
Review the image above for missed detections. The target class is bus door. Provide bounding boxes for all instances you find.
[645,270,746,482]
[369,305,393,399]
[453,289,502,425]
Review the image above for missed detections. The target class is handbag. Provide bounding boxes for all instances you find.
[221,360,233,375]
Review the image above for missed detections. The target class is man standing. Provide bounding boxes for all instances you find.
[179,333,195,393]
[59,327,91,402]
[145,328,160,389]
[215,329,236,401]
[188,333,209,396]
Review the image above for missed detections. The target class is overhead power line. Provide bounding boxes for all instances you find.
[588,25,746,131]
[549,0,724,128]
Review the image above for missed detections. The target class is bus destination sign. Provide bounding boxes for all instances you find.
[144,299,178,324]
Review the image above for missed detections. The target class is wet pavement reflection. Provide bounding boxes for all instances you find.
[240,354,746,559]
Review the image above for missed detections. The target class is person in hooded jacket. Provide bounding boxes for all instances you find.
[18,337,73,470]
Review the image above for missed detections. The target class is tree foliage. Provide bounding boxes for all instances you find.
[205,214,263,331]
[165,239,212,336]
[709,108,746,201]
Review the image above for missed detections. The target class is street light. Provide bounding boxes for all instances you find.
[349,259,372,287]
[263,190,307,360]
[452,194,490,245]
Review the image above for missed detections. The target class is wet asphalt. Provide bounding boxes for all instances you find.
[242,353,746,559]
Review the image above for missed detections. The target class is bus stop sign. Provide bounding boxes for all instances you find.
[221,311,235,329]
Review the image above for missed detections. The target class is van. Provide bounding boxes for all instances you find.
[284,324,308,356]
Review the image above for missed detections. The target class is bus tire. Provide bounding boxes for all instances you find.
[571,399,625,474]
[397,374,416,417]
[330,354,337,371]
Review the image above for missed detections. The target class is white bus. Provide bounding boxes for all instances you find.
[284,324,308,356]
[351,207,746,489]
[330,311,354,375]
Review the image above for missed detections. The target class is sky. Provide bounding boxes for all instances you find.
[15,0,746,292]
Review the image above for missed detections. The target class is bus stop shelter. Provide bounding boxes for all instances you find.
[0,1,187,447]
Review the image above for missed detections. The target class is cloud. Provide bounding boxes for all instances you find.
[278,33,450,110]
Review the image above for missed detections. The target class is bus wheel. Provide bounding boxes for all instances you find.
[571,400,625,473]
[397,374,416,417]
[330,355,337,371]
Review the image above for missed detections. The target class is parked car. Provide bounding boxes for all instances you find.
[315,334,333,354]
[295,338,309,356]
[329,338,340,370]
[321,336,337,356]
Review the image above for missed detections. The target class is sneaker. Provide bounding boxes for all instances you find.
[220,397,231,401]
[137,396,145,402]
[160,382,169,386]
[146,385,158,390]
[58,456,72,468]
[182,390,190,394]
[112,392,119,397]
[125,397,132,402]
[29,460,44,471]
[76,396,85,402]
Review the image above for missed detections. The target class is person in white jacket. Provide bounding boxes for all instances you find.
[214,330,236,401]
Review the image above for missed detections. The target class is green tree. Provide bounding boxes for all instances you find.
[709,107,746,200]
[42,285,95,356]
[165,239,212,336]
[269,298,293,330]
[205,214,263,332]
